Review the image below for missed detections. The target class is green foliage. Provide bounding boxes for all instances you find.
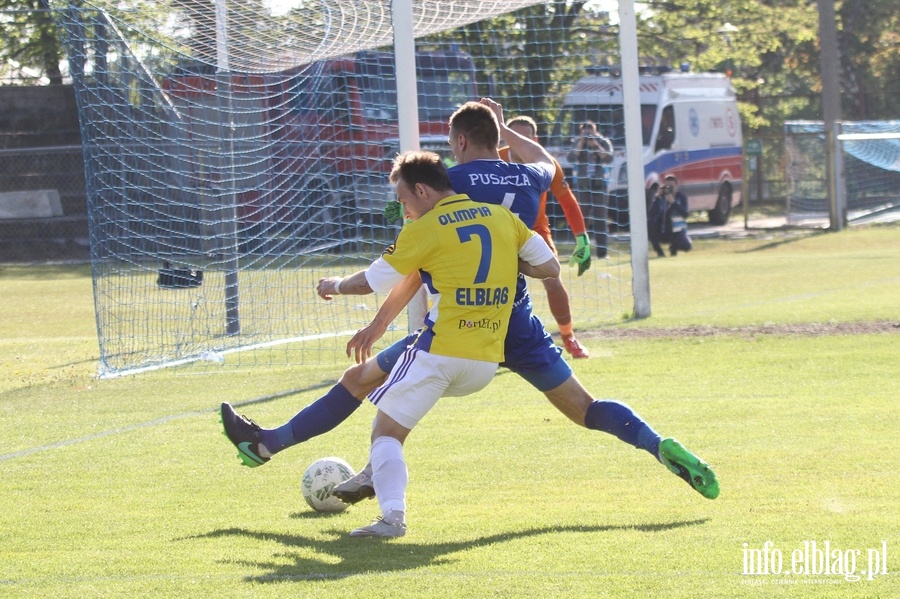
[423,1,616,133]
[636,0,898,126]
[839,0,900,117]
[425,0,897,138]
[1,1,191,85]
[637,0,821,130]
[6,1,898,136]
[0,0,64,84]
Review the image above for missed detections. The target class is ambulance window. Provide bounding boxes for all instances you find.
[655,105,675,152]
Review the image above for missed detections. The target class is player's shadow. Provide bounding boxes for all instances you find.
[185,518,709,582]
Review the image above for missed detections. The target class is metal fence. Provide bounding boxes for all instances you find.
[7,132,889,267]
[2,130,889,264]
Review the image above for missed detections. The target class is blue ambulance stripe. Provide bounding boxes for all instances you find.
[645,146,742,174]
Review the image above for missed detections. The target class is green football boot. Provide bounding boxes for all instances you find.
[658,437,719,499]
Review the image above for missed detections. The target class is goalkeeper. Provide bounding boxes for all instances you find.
[499,115,592,359]
[218,99,719,512]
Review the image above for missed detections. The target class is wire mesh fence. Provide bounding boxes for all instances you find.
[9,108,894,265]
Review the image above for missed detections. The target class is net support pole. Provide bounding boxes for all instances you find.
[618,0,651,319]
[215,0,240,336]
[392,0,428,333]
[830,121,847,226]
[817,0,846,231]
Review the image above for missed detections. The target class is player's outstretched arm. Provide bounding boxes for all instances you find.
[548,157,592,276]
[346,271,422,363]
[346,320,387,365]
[550,158,587,235]
[317,269,374,300]
[569,234,592,276]
[481,97,554,168]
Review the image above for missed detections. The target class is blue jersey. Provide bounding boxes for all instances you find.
[378,158,570,391]
[448,159,553,229]
[375,160,570,394]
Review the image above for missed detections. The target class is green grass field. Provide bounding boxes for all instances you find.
[1,224,898,597]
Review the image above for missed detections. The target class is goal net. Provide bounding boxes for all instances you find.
[54,1,636,377]
[784,120,900,222]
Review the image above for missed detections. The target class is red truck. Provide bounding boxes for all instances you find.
[162,47,478,250]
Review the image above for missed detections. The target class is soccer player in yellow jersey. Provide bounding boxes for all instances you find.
[219,99,719,531]
[316,151,559,537]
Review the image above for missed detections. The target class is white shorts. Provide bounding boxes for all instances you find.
[368,347,498,429]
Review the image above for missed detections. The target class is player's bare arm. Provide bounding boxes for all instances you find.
[519,256,560,280]
[317,270,374,300]
[345,320,388,365]
[346,271,423,363]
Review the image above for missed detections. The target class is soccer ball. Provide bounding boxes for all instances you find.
[301,457,355,513]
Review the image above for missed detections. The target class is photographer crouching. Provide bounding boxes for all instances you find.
[648,175,692,258]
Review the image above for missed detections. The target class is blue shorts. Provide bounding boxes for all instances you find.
[377,308,571,393]
[501,305,571,391]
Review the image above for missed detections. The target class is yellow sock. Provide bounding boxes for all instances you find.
[559,323,574,338]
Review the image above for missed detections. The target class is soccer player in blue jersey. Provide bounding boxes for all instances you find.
[219,99,718,521]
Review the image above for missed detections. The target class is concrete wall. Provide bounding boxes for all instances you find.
[0,85,88,259]
[0,84,81,148]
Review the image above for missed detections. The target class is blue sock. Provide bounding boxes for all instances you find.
[584,400,662,459]
[260,383,362,454]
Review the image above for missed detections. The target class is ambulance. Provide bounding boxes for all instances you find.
[548,68,743,226]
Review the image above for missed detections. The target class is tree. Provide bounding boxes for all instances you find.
[1,1,193,84]
[0,0,66,84]
[422,1,615,134]
[424,0,897,135]
[838,0,900,118]
[630,0,899,126]
[634,0,822,130]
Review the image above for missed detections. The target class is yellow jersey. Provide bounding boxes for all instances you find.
[377,193,539,362]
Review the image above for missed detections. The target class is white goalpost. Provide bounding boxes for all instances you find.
[616,0,651,318]
[392,0,428,332]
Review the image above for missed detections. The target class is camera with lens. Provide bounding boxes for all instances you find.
[661,185,673,195]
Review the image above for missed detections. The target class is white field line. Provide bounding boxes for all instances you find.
[0,381,332,463]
